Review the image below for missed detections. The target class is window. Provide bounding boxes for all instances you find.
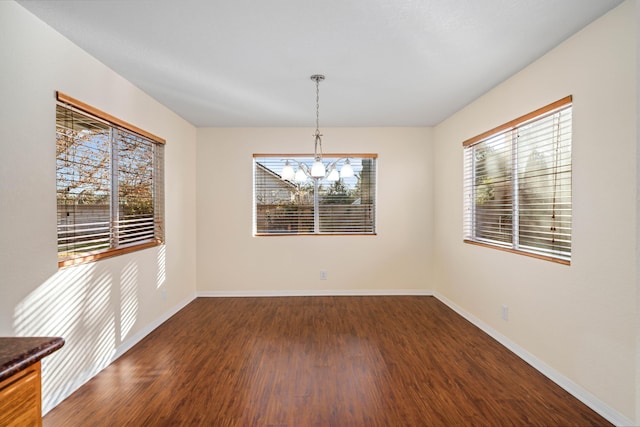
[56,92,165,267]
[463,96,572,264]
[253,155,376,235]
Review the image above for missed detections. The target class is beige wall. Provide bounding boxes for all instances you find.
[0,2,197,413]
[1,0,637,423]
[196,127,433,294]
[433,1,636,423]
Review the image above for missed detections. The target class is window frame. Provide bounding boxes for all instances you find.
[56,92,165,268]
[462,96,572,265]
[253,153,377,236]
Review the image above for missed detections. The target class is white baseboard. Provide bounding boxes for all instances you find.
[114,293,195,360]
[46,290,632,426]
[433,292,634,427]
[43,293,196,415]
[197,289,433,297]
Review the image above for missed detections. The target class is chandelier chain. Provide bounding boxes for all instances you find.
[315,77,320,135]
[310,74,325,162]
[311,74,324,137]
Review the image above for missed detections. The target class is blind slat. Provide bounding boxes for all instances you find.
[464,101,572,262]
[56,102,165,266]
[254,156,376,235]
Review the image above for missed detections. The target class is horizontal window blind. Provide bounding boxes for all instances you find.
[56,94,165,267]
[463,97,572,263]
[57,106,112,256]
[115,129,159,246]
[254,155,376,235]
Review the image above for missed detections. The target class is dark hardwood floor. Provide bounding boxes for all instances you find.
[44,296,612,427]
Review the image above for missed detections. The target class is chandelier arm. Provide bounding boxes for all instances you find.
[282,156,351,182]
[326,157,348,168]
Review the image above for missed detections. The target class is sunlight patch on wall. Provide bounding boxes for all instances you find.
[13,263,117,414]
[156,244,166,289]
[120,261,139,339]
[14,263,95,337]
[84,269,116,368]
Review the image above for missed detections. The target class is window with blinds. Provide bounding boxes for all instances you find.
[56,92,165,267]
[463,96,572,264]
[253,155,376,235]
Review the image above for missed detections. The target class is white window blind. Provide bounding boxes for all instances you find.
[56,93,165,267]
[253,155,376,235]
[463,97,572,264]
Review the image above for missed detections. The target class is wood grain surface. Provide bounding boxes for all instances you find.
[44,296,612,427]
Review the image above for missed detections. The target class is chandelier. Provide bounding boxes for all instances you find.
[280,74,354,182]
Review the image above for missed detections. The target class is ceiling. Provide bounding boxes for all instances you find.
[18,0,623,127]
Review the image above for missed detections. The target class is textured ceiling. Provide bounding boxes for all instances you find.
[18,0,623,127]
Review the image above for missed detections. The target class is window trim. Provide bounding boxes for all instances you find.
[60,242,161,268]
[462,96,572,265]
[462,96,571,148]
[253,153,378,236]
[56,92,165,145]
[56,92,165,268]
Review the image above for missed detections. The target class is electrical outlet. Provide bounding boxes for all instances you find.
[320,270,328,280]
[501,305,509,321]
[161,289,167,301]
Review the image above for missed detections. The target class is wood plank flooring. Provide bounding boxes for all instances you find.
[43,296,612,427]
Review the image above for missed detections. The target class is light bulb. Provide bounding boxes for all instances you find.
[340,159,354,178]
[327,168,339,181]
[281,161,295,181]
[294,168,307,182]
[311,160,326,178]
